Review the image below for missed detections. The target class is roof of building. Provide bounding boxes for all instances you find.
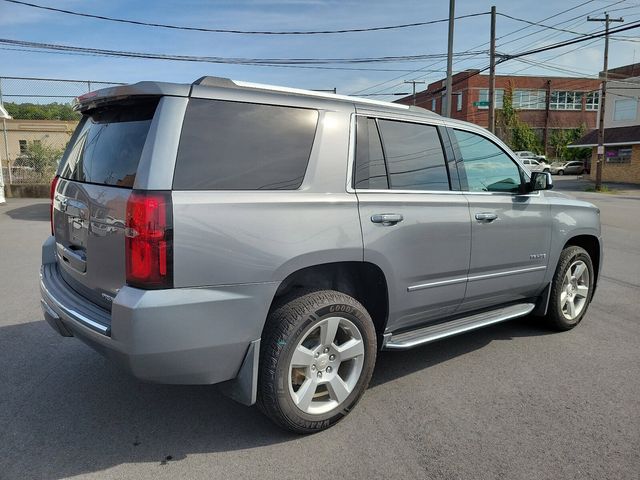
[569,125,640,147]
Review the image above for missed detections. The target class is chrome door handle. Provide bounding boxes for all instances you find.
[371,213,404,226]
[475,212,498,222]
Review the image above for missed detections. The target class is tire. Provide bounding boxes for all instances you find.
[544,168,550,173]
[545,246,594,331]
[558,170,565,176]
[257,289,377,433]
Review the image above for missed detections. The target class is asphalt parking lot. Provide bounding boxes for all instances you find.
[1,176,639,480]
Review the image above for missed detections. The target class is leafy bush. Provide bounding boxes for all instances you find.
[550,126,591,162]
[496,86,543,154]
[14,141,64,177]
[4,102,80,120]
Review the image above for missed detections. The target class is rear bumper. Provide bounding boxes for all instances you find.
[40,236,278,386]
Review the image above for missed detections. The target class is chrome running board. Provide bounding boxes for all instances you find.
[383,303,536,350]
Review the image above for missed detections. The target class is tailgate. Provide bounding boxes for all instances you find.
[53,98,159,310]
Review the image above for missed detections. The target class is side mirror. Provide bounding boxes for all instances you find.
[529,171,553,192]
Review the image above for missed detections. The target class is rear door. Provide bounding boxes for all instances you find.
[53,98,159,309]
[448,127,551,312]
[354,115,471,332]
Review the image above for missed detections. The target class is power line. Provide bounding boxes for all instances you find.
[349,0,609,97]
[0,38,487,65]
[1,0,489,35]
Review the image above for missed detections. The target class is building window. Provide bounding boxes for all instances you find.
[585,92,600,111]
[431,98,436,111]
[605,146,632,164]
[456,92,463,111]
[513,89,546,110]
[478,89,504,109]
[19,140,27,154]
[613,98,637,121]
[550,91,583,110]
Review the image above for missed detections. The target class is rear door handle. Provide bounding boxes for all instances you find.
[371,213,404,226]
[475,212,498,223]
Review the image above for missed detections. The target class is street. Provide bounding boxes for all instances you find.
[1,178,639,480]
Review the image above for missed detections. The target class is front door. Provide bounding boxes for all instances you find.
[353,115,471,332]
[447,128,552,312]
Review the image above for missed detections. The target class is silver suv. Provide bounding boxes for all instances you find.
[40,77,602,433]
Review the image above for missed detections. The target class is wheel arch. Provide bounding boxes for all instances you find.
[267,261,390,341]
[564,234,601,291]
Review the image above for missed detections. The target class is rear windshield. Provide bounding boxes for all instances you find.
[173,99,318,190]
[58,99,158,188]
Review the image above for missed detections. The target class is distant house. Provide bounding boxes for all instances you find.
[570,63,640,184]
[0,118,78,161]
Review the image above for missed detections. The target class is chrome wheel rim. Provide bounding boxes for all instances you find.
[560,260,590,321]
[288,316,365,415]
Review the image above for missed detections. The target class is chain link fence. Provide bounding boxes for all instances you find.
[1,76,124,184]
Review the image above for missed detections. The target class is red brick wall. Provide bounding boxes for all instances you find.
[396,73,599,132]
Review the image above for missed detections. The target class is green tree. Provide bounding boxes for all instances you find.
[14,141,64,176]
[496,84,543,154]
[549,125,591,161]
[4,102,80,120]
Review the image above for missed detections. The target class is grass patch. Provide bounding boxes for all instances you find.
[584,185,619,194]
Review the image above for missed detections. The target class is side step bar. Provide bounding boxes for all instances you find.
[383,303,536,350]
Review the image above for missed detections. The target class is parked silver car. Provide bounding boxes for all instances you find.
[550,161,586,175]
[41,77,602,433]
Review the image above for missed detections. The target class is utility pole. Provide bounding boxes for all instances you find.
[588,12,623,191]
[404,80,426,105]
[488,5,497,133]
[543,79,552,155]
[444,0,455,117]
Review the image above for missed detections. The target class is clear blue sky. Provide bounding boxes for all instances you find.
[1,0,638,99]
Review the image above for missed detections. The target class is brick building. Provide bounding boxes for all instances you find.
[395,70,600,154]
[570,63,640,184]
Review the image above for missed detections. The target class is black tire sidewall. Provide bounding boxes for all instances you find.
[259,290,377,432]
[548,247,594,329]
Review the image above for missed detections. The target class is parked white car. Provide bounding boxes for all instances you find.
[521,158,550,173]
[515,151,547,163]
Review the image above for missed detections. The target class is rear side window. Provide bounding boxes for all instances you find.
[377,119,450,191]
[174,99,318,190]
[59,100,158,188]
[354,117,388,189]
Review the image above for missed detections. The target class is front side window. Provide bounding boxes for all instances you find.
[377,119,450,191]
[513,89,546,110]
[174,99,318,190]
[451,129,522,193]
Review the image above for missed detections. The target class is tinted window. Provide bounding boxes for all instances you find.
[354,117,388,189]
[59,100,158,187]
[377,120,449,191]
[174,99,318,190]
[452,129,521,193]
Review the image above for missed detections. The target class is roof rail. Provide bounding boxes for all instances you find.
[192,76,411,110]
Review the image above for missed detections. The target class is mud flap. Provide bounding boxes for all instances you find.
[219,339,260,406]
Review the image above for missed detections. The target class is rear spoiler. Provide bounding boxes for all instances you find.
[73,81,191,112]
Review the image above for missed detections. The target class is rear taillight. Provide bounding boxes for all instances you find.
[125,191,173,289]
[50,175,59,235]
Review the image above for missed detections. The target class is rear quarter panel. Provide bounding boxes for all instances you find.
[171,106,362,287]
